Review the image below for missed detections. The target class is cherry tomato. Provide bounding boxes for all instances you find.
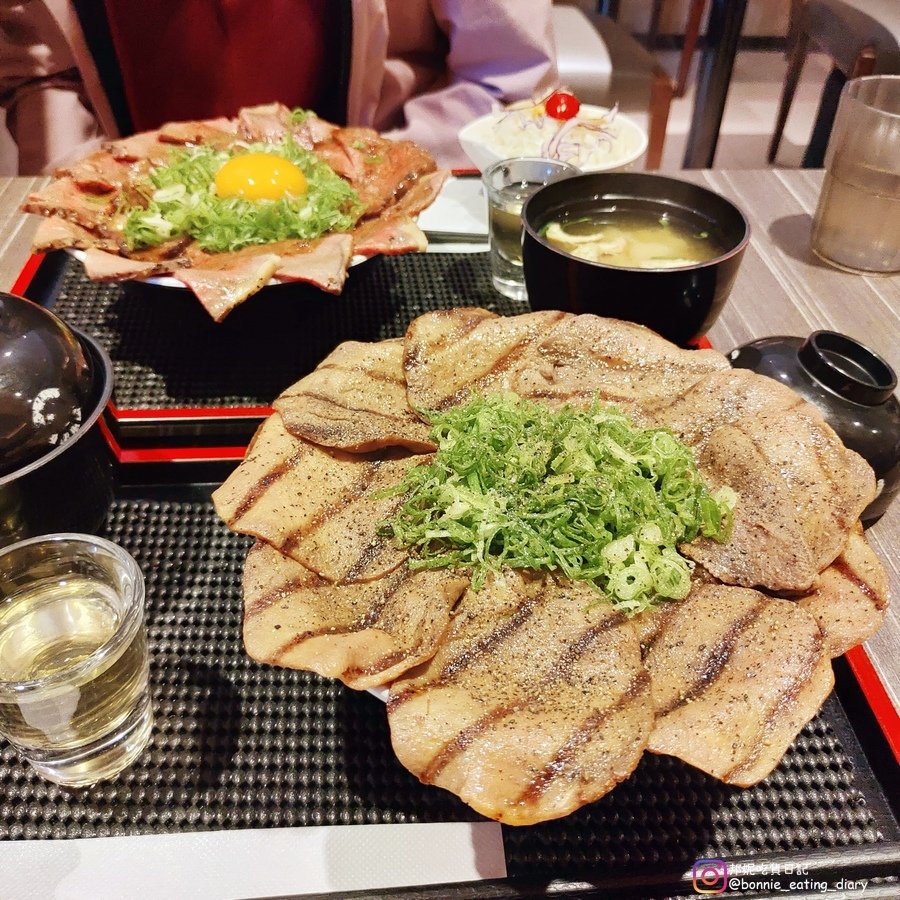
[544,90,580,121]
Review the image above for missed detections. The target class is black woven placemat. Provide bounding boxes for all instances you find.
[45,252,525,411]
[1,495,896,884]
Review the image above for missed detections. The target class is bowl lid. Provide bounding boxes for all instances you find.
[798,331,896,406]
[0,295,112,483]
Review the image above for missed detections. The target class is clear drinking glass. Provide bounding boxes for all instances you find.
[0,533,152,787]
[483,157,579,300]
[811,75,900,274]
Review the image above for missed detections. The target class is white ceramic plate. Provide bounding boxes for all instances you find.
[416,175,487,239]
[458,103,647,174]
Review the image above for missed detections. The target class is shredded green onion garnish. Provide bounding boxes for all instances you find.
[379,393,735,614]
[120,125,362,253]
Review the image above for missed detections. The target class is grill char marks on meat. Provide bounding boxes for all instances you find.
[645,584,834,786]
[512,314,731,417]
[212,413,422,583]
[387,571,653,825]
[798,522,890,656]
[403,308,574,413]
[274,338,436,453]
[652,369,876,591]
[210,310,889,825]
[402,308,732,421]
[241,542,468,689]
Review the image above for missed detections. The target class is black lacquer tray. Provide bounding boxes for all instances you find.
[20,251,522,448]
[8,249,900,897]
[1,482,897,899]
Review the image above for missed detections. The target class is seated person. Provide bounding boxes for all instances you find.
[1,0,558,172]
[0,0,102,174]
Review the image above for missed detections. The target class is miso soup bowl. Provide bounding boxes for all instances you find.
[522,173,750,346]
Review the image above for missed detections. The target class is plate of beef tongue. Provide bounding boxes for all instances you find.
[24,102,449,323]
[212,308,888,826]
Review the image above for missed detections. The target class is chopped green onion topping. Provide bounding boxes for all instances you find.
[379,393,734,614]
[120,124,362,253]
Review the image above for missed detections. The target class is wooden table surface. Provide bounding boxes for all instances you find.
[2,170,898,722]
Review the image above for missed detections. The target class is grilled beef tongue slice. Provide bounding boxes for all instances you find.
[274,338,436,453]
[212,412,421,583]
[403,308,573,414]
[644,583,833,786]
[511,313,731,417]
[387,570,653,826]
[241,541,467,690]
[797,522,889,657]
[403,308,731,421]
[662,370,876,592]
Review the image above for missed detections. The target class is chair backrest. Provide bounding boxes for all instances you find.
[551,5,613,104]
[804,0,900,75]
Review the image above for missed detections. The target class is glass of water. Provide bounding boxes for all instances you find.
[0,533,152,787]
[483,157,579,300]
[811,75,900,274]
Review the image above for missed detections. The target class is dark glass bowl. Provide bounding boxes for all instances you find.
[522,173,750,346]
[729,331,899,525]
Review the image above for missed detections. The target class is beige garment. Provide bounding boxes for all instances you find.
[0,1,103,173]
[5,0,557,170]
[350,0,558,165]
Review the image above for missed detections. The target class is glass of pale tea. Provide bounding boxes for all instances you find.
[0,534,152,787]
[482,157,579,301]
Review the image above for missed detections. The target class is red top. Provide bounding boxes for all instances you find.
[102,0,336,132]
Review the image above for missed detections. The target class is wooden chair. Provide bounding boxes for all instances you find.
[552,1,675,169]
[648,0,707,97]
[768,0,900,165]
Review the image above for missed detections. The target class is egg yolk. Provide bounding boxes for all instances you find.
[214,153,307,201]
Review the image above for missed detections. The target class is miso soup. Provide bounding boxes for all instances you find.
[542,208,723,269]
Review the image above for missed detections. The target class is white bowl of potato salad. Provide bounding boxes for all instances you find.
[458,90,647,173]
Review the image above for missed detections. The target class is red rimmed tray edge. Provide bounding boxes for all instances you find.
[98,416,246,463]
[10,251,45,296]
[846,645,900,765]
[9,252,900,759]
[108,401,273,421]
